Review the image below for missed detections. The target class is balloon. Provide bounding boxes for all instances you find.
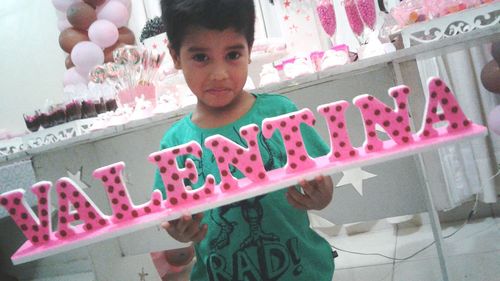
[492,41,500,64]
[65,56,75,69]
[52,0,80,12]
[480,60,500,94]
[63,67,88,86]
[57,18,73,32]
[97,1,129,28]
[487,105,500,135]
[89,20,119,48]
[117,27,136,45]
[67,2,97,31]
[83,0,106,8]
[59,28,90,53]
[71,41,104,75]
[104,43,125,62]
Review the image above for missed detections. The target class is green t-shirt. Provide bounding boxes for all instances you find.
[154,93,335,281]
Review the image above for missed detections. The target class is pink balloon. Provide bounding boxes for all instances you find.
[89,20,119,48]
[57,18,72,31]
[63,67,88,86]
[97,1,129,28]
[487,105,500,135]
[52,0,81,12]
[71,41,105,75]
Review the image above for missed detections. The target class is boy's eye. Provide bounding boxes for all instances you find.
[192,54,208,62]
[226,51,241,60]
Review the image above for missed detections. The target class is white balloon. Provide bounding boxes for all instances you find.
[63,67,88,86]
[71,41,105,75]
[57,18,72,32]
[52,0,81,12]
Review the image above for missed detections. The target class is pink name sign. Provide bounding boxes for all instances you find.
[0,77,488,264]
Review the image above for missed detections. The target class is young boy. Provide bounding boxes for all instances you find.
[153,0,336,280]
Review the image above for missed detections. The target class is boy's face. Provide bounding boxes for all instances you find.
[169,26,251,110]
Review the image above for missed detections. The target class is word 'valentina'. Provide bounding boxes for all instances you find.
[0,77,485,249]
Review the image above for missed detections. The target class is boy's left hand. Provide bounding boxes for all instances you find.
[286,175,334,210]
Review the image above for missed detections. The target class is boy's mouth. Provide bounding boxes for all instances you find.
[206,88,231,94]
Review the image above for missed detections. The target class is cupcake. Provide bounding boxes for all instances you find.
[65,100,82,122]
[23,113,41,132]
[81,100,97,118]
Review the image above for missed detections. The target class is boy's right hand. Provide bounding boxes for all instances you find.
[161,213,208,243]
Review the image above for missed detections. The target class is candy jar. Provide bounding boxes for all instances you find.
[316,0,337,44]
[355,0,377,30]
[392,0,428,26]
[344,0,365,40]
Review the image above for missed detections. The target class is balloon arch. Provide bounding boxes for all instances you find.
[52,0,136,87]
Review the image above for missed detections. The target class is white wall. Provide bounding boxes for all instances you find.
[0,0,66,134]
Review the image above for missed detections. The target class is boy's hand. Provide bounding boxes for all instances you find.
[161,213,208,243]
[286,175,334,210]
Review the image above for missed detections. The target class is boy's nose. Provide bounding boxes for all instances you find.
[209,63,229,81]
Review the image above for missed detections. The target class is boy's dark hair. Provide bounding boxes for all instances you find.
[160,0,256,53]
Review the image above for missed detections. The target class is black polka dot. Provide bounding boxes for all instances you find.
[145,206,152,213]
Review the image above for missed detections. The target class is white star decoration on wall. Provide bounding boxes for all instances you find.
[336,168,377,196]
[66,167,90,189]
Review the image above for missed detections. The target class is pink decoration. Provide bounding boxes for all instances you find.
[71,41,105,76]
[0,77,488,265]
[148,142,216,207]
[355,0,377,30]
[0,182,53,245]
[63,67,88,86]
[318,101,358,160]
[354,85,414,152]
[262,109,317,173]
[55,178,110,239]
[487,105,500,135]
[205,124,269,191]
[317,0,336,37]
[88,19,119,48]
[344,0,364,36]
[417,78,471,139]
[93,162,164,223]
[97,0,129,28]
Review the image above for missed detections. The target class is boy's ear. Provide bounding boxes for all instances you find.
[248,45,253,64]
[168,44,181,69]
